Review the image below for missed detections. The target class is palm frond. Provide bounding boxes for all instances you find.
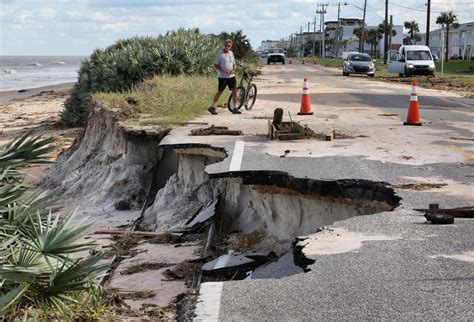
[24,211,96,255]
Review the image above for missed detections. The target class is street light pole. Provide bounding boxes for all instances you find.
[426,0,431,47]
[360,0,367,53]
[335,3,341,58]
[316,3,328,58]
[383,0,389,64]
[334,2,348,59]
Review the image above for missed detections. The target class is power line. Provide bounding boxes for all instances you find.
[378,0,473,13]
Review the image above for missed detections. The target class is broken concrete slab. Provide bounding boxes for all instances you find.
[184,200,217,231]
[202,250,277,279]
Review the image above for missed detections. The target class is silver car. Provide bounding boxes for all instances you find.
[343,53,375,77]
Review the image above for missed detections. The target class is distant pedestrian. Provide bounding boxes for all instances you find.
[208,39,240,115]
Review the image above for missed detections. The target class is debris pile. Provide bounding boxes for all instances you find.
[190,125,242,136]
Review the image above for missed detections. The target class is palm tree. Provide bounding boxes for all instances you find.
[436,11,460,61]
[404,20,420,40]
[219,30,253,59]
[379,21,398,38]
[0,133,108,318]
[366,29,382,57]
[354,27,368,53]
[378,21,398,52]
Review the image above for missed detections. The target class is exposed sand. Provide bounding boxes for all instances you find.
[0,83,81,186]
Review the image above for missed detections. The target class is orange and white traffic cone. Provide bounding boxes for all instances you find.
[298,78,313,115]
[404,80,422,126]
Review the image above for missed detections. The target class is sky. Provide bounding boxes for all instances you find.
[0,0,473,56]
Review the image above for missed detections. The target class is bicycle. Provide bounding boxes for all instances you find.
[227,64,258,113]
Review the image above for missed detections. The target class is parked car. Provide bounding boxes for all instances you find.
[387,45,435,77]
[432,54,440,63]
[261,51,268,58]
[342,53,375,77]
[267,48,285,65]
[325,52,336,59]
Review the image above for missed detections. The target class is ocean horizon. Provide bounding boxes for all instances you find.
[0,55,85,92]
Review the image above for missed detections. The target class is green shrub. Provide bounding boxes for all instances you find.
[60,28,220,126]
[0,133,110,319]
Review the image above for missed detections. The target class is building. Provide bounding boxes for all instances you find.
[324,18,403,58]
[290,31,322,56]
[259,38,291,52]
[325,18,363,55]
[415,22,474,60]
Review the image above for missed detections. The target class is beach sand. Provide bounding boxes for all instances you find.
[0,82,81,186]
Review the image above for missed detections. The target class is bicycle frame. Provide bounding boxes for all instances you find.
[237,67,254,102]
[227,64,257,111]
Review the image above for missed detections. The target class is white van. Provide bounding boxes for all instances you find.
[387,45,436,77]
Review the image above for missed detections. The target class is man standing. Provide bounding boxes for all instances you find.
[208,39,240,115]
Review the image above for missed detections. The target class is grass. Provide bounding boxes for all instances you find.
[94,74,230,127]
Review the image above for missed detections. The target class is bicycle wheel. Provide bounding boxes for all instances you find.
[227,86,245,112]
[244,84,257,110]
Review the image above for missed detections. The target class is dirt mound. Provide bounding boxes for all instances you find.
[375,76,473,97]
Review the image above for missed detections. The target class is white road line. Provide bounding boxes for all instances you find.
[194,282,224,321]
[229,141,245,171]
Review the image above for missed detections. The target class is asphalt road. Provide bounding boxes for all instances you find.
[193,62,473,320]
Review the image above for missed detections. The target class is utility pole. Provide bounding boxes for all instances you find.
[290,34,293,55]
[426,0,431,47]
[316,3,328,58]
[308,22,310,33]
[335,2,342,59]
[383,0,389,64]
[312,17,317,57]
[389,15,393,50]
[359,0,367,53]
[300,26,303,56]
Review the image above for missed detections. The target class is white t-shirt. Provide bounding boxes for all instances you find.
[214,49,235,79]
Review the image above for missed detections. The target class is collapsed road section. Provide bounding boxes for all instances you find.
[43,102,401,318]
[139,144,401,239]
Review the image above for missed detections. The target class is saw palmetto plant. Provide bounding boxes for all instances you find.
[0,133,109,319]
[61,28,220,126]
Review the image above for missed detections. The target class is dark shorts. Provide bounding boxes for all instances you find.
[218,77,236,91]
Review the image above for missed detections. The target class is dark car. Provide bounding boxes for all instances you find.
[343,53,375,77]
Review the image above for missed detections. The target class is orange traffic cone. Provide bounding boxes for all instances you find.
[404,80,422,126]
[302,58,305,64]
[298,78,313,115]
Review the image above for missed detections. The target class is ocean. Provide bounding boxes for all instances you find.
[0,56,85,92]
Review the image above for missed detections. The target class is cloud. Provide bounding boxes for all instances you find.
[39,8,56,18]
[1,0,472,55]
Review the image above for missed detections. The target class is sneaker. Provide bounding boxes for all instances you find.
[208,107,217,115]
[232,108,241,114]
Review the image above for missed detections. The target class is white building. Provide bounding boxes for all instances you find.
[416,22,474,60]
[326,19,403,58]
[259,38,291,52]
